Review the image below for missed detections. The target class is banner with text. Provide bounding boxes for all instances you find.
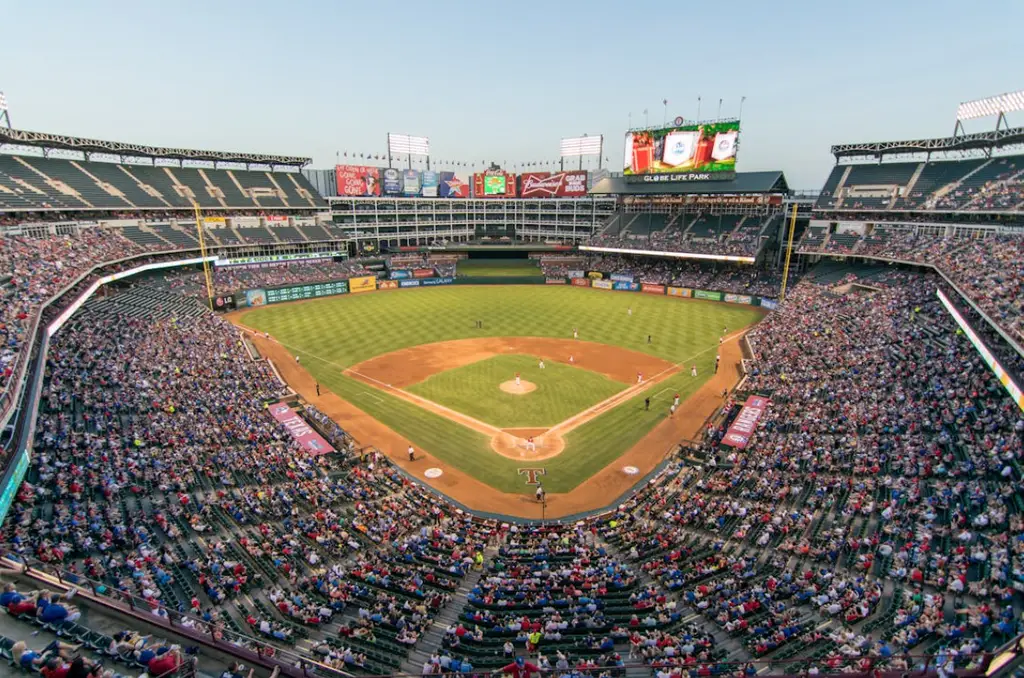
[268,402,335,456]
[694,289,723,301]
[335,165,382,196]
[641,283,665,294]
[572,278,591,287]
[545,278,566,285]
[613,281,640,291]
[610,273,634,283]
[724,294,754,305]
[592,279,613,289]
[722,396,771,450]
[349,275,377,294]
[438,171,469,198]
[378,280,399,290]
[519,170,589,198]
[421,170,439,197]
[382,168,402,195]
[568,270,585,279]
[390,269,411,279]
[413,268,435,278]
[667,287,693,298]
[402,170,422,196]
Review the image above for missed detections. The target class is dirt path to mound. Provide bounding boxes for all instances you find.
[348,337,675,388]
[234,323,746,519]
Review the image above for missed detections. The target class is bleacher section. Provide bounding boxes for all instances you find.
[815,153,1024,212]
[0,153,327,212]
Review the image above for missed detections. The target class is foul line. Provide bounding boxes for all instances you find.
[236,323,746,443]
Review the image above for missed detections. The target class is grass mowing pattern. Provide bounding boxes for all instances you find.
[240,286,764,493]
[456,259,542,277]
[405,354,625,428]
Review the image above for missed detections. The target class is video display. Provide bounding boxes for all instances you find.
[623,120,739,183]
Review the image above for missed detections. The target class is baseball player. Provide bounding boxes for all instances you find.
[515,372,521,387]
[715,354,721,373]
[627,307,632,316]
[569,355,574,364]
[673,393,680,408]
[295,355,300,364]
[691,364,698,377]
[670,404,677,417]
[526,436,536,452]
[636,371,643,384]
[572,327,578,340]
[407,445,415,461]
[538,359,545,370]
[535,483,545,503]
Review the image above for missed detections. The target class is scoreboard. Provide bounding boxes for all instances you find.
[265,280,350,304]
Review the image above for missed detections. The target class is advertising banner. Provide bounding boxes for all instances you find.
[420,277,454,286]
[421,170,439,198]
[545,277,566,285]
[335,165,382,196]
[265,215,288,224]
[204,216,227,227]
[349,275,377,294]
[519,170,589,198]
[382,168,402,195]
[641,283,665,295]
[587,271,604,280]
[268,403,335,456]
[613,281,640,291]
[212,294,236,311]
[568,270,585,279]
[722,396,771,450]
[473,171,516,198]
[724,293,754,305]
[378,280,399,290]
[0,450,29,526]
[400,279,421,288]
[572,278,591,287]
[245,289,267,307]
[760,298,778,310]
[694,290,723,301]
[623,120,740,184]
[412,268,435,279]
[390,269,411,279]
[667,287,693,298]
[402,170,422,196]
[438,171,469,198]
[592,279,613,290]
[610,273,634,283]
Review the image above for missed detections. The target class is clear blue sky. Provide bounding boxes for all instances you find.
[2,0,1021,188]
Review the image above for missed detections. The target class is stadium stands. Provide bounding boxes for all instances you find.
[0,154,327,212]
[587,212,777,258]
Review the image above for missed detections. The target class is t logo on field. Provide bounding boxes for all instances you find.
[518,468,546,485]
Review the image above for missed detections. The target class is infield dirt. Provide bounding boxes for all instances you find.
[234,325,747,519]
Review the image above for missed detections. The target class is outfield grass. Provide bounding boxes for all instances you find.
[406,354,625,428]
[456,258,542,277]
[239,286,764,494]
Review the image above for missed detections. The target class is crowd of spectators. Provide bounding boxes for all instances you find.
[587,213,770,258]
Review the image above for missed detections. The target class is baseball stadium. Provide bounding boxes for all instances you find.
[1,6,1024,678]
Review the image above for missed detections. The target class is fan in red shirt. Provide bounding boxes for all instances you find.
[495,656,539,678]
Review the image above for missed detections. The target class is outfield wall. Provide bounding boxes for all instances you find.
[236,273,778,308]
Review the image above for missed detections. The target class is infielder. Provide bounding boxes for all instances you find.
[715,354,721,373]
[538,359,545,370]
[569,355,574,364]
[691,364,698,377]
[636,372,643,384]
[673,393,680,407]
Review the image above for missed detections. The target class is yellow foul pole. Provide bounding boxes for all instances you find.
[191,200,215,308]
[779,202,798,303]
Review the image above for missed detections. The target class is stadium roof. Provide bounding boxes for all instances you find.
[831,126,1024,160]
[0,127,312,167]
[589,171,789,196]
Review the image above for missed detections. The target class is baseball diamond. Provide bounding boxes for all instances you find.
[232,284,763,512]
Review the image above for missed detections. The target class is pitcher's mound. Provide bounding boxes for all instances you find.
[500,380,536,395]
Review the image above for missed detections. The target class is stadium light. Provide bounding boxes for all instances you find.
[956,90,1024,121]
[560,135,602,157]
[387,133,430,156]
[0,91,7,112]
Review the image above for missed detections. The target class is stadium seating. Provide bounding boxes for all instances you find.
[0,154,327,212]
[587,213,776,258]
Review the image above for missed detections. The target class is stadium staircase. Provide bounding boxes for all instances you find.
[830,165,853,208]
[921,158,993,209]
[893,162,926,209]
[618,213,642,238]
[961,167,1024,210]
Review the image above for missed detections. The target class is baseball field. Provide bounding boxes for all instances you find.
[232,285,764,515]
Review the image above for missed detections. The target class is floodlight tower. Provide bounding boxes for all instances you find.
[0,91,11,128]
[953,90,1024,138]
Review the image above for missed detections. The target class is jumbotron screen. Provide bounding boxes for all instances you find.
[623,120,739,183]
[483,175,507,195]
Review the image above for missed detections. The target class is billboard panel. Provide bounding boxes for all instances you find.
[268,402,335,456]
[421,171,440,197]
[613,281,639,291]
[402,170,422,196]
[519,171,589,198]
[473,171,516,198]
[724,293,754,305]
[623,120,740,184]
[667,287,692,298]
[572,278,591,287]
[335,165,382,196]
[545,278,566,285]
[610,273,634,283]
[378,280,399,290]
[694,290,723,301]
[382,168,402,195]
[641,283,665,294]
[722,396,771,449]
[592,279,613,290]
[439,171,469,198]
[349,275,377,294]
[245,289,267,307]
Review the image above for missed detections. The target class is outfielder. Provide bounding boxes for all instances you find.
[538,359,545,369]
[572,327,578,340]
[691,364,698,377]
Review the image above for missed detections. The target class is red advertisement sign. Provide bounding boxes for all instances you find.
[335,165,382,196]
[641,283,665,294]
[545,277,566,285]
[266,215,288,223]
[378,280,399,290]
[571,278,591,287]
[722,396,771,449]
[412,268,435,278]
[519,171,589,198]
[268,402,336,456]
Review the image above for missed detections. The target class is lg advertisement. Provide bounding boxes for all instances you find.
[623,120,739,183]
